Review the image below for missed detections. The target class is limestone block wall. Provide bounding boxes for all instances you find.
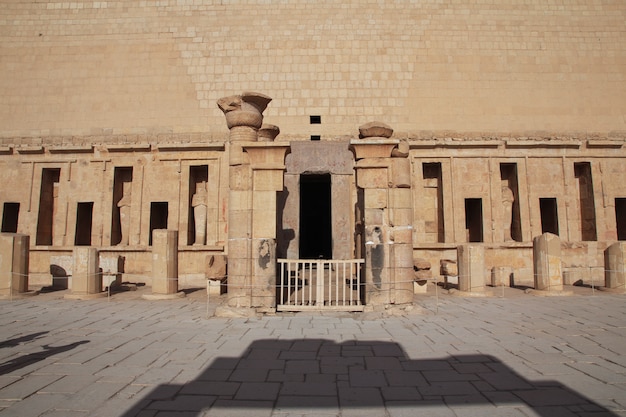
[1,1,625,141]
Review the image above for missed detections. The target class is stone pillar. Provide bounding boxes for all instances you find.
[250,168,282,309]
[0,233,32,297]
[533,233,563,291]
[352,122,414,307]
[65,247,106,299]
[388,143,414,304]
[148,229,184,299]
[457,244,486,293]
[604,242,625,290]
[218,93,287,312]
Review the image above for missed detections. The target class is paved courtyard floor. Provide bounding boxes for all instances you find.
[0,285,625,416]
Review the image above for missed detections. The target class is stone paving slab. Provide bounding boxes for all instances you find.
[0,286,625,416]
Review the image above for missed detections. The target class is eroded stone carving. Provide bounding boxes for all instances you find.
[501,185,515,242]
[117,183,132,246]
[192,181,208,246]
[217,92,272,140]
[258,124,280,142]
[358,121,394,139]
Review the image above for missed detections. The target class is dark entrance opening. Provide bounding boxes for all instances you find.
[540,198,559,235]
[1,202,20,233]
[149,202,168,246]
[75,202,94,246]
[616,198,626,241]
[188,165,208,245]
[465,198,484,242]
[500,163,522,242]
[111,167,133,245]
[574,162,597,241]
[299,174,332,259]
[36,168,61,246]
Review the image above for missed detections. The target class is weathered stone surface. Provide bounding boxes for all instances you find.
[286,142,354,175]
[414,269,432,280]
[491,266,513,287]
[100,255,123,288]
[604,242,625,289]
[0,233,30,295]
[70,247,101,295]
[533,233,563,291]
[258,124,280,142]
[151,230,179,295]
[414,258,431,271]
[457,244,485,292]
[359,121,394,139]
[440,259,458,277]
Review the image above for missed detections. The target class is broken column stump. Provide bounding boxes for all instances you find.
[604,242,625,291]
[65,247,106,299]
[143,229,185,300]
[457,244,486,295]
[532,233,570,295]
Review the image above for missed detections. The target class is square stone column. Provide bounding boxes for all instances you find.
[389,187,414,304]
[144,229,185,299]
[246,143,289,310]
[65,247,106,299]
[533,233,563,291]
[0,233,30,296]
[353,134,414,307]
[457,244,486,293]
[604,242,625,290]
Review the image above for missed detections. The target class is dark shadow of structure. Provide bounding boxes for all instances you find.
[119,339,617,416]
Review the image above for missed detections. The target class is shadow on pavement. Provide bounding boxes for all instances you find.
[120,339,617,416]
[0,331,48,348]
[0,339,89,375]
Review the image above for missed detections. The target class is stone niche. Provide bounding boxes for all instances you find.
[279,141,355,260]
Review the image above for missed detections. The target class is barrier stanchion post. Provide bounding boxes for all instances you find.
[206,279,210,319]
[590,266,594,295]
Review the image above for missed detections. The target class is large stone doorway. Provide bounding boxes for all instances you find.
[279,141,355,261]
[299,173,332,259]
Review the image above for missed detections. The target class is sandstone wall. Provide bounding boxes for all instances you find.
[1,0,625,140]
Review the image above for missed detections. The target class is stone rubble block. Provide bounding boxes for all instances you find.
[491,266,513,287]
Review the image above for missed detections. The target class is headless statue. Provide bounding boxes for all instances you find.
[192,181,208,245]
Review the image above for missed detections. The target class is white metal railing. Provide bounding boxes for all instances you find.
[277,259,365,311]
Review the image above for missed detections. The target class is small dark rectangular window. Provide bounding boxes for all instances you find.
[310,135,321,141]
[1,202,20,233]
[149,202,169,246]
[465,198,483,242]
[540,198,559,235]
[616,198,626,241]
[309,115,321,124]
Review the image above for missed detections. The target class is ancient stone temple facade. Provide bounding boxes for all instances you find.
[0,1,625,308]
